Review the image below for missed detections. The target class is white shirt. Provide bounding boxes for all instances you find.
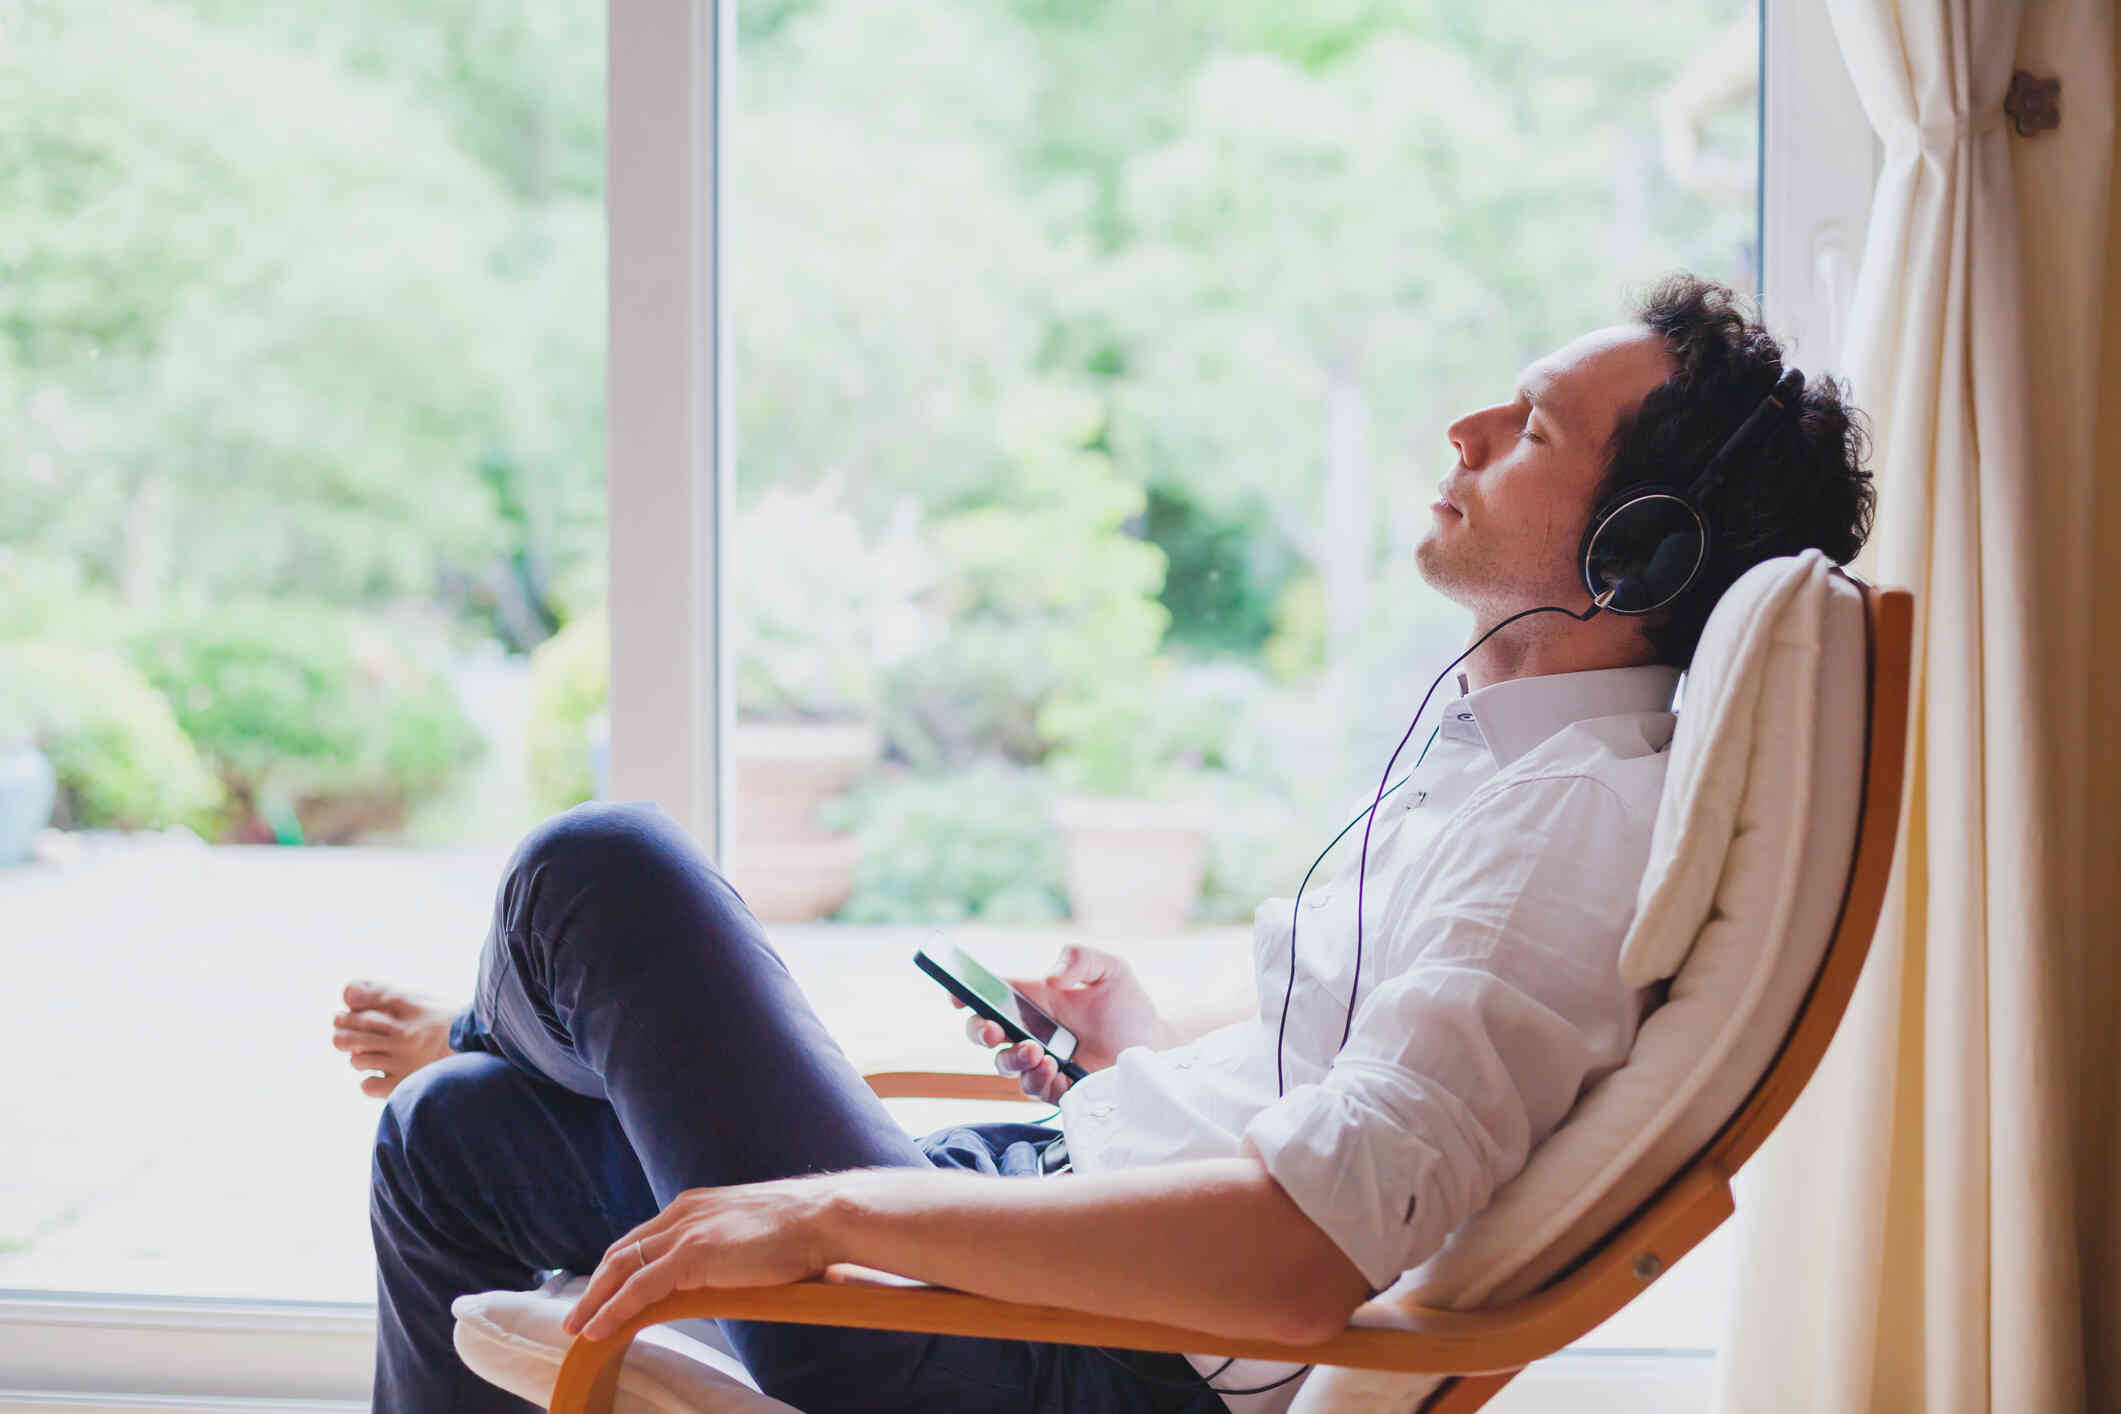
[1056,664,1682,1413]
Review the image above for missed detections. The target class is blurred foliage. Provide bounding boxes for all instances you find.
[821,765,1068,925]
[0,642,227,834]
[525,614,608,817]
[733,483,932,720]
[3,0,1753,872]
[1143,484,1293,658]
[1038,661,1258,800]
[126,603,483,838]
[883,387,1173,771]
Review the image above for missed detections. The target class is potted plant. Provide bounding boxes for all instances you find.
[1038,665,1231,937]
[724,483,929,922]
[0,728,57,865]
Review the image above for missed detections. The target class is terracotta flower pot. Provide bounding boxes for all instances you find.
[1051,795,1210,938]
[723,720,879,923]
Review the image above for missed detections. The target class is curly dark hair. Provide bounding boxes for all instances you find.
[1594,274,1876,669]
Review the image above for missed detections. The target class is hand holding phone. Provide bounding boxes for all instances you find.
[915,946,1088,1093]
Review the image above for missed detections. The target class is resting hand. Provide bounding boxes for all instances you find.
[954,944,1171,1102]
[562,1178,835,1341]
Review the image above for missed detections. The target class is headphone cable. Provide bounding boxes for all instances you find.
[1280,598,1606,1095]
[1107,596,1607,1400]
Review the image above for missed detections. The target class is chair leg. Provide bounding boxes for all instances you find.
[1418,1369,1522,1413]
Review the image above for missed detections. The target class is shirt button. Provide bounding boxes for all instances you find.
[1306,891,1331,909]
[1090,1101,1114,1118]
[1171,1056,1193,1070]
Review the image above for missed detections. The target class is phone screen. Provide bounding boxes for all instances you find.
[945,946,1069,1054]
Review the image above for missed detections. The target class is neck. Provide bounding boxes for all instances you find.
[1459,602,1655,690]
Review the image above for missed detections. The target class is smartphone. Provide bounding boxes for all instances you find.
[914,944,1088,1082]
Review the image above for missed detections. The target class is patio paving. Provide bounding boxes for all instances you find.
[0,831,1731,1350]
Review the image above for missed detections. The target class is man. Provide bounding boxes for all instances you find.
[334,275,1873,1413]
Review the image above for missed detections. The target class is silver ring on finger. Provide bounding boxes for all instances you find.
[633,1239,649,1271]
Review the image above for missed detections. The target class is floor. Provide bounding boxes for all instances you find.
[0,831,1732,1350]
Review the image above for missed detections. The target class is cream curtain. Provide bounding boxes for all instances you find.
[1712,0,2116,1409]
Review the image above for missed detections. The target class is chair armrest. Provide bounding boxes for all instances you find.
[548,1167,1735,1413]
[863,1071,1041,1102]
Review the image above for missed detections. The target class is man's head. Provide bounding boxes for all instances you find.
[1417,275,1875,671]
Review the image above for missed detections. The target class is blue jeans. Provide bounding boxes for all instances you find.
[369,800,1223,1413]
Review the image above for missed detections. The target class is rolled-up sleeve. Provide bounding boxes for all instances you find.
[1240,773,1651,1291]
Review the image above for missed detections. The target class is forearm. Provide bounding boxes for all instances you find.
[815,1157,1368,1346]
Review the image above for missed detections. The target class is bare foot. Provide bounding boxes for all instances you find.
[333,980,460,1099]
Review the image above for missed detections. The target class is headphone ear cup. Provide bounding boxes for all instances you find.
[1581,491,1707,614]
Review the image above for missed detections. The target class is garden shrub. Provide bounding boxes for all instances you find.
[526,613,607,815]
[0,641,226,834]
[821,764,1068,925]
[125,601,482,840]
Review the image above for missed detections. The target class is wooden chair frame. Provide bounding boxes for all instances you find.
[548,584,1912,1414]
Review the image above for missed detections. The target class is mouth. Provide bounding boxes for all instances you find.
[1432,485,1463,519]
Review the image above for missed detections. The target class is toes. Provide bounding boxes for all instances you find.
[343,981,422,1019]
[338,1009,401,1035]
[333,1022,399,1055]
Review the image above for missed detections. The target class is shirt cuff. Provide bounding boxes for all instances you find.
[1242,1079,1472,1294]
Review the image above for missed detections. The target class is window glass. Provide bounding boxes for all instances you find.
[722,0,1758,1352]
[2,0,1757,1351]
[2,0,605,1299]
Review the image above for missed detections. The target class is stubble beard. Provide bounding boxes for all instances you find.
[1418,522,1582,631]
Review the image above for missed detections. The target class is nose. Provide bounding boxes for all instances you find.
[1446,407,1488,470]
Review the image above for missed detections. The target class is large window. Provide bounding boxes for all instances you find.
[3,0,608,1307]
[4,0,1877,1406]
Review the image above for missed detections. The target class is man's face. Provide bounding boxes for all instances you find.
[1417,324,1675,618]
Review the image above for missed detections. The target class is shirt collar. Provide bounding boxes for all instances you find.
[1450,664,1682,768]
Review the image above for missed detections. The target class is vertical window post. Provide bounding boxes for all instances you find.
[1760,0,1876,375]
[606,0,731,855]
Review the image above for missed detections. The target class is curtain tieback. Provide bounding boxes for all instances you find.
[2003,71,2061,137]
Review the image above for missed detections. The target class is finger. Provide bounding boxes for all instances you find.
[348,1049,395,1072]
[335,1011,400,1038]
[359,1074,393,1098]
[567,1228,670,1334]
[576,1253,683,1342]
[1043,945,1111,992]
[997,1040,1044,1076]
[1052,942,1105,985]
[602,1205,687,1264]
[1019,1054,1062,1103]
[1030,1054,1059,1094]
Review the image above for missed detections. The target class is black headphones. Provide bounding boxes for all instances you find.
[1577,367,1806,615]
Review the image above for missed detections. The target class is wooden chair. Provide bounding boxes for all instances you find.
[478,570,1910,1414]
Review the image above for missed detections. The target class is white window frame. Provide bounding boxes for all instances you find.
[0,0,1872,1405]
[1759,0,1877,375]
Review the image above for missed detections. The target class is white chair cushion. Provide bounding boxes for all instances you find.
[1295,552,1868,1413]
[451,1272,798,1414]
